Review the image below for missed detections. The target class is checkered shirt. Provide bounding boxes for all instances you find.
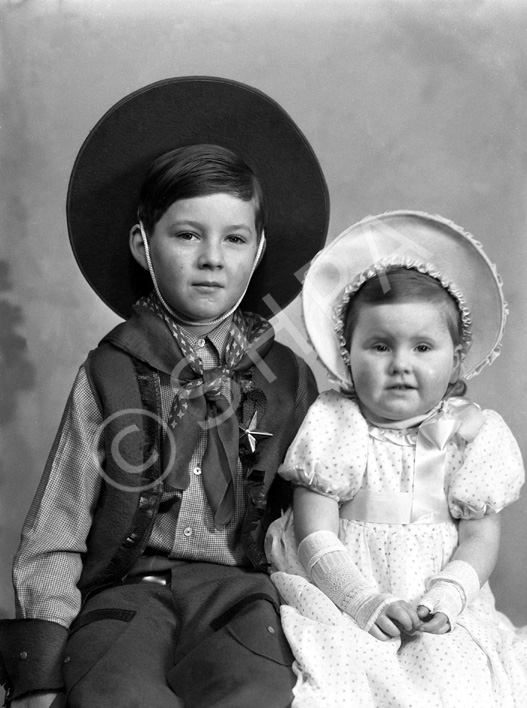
[13,320,249,629]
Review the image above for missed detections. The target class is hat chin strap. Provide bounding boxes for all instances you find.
[139,222,266,329]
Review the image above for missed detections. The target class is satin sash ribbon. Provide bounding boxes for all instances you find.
[340,399,484,525]
[142,294,273,526]
[411,405,461,523]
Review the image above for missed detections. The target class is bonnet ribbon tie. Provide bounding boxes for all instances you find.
[143,296,273,526]
[412,399,485,523]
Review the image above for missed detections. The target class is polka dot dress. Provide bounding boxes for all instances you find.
[266,390,527,707]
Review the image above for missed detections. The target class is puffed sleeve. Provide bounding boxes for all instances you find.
[448,409,525,519]
[277,389,368,501]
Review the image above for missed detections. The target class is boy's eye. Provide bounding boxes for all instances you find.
[226,234,247,244]
[176,231,197,240]
[371,343,389,352]
[416,344,431,353]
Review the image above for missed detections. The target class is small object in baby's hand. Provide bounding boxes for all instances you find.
[417,605,434,622]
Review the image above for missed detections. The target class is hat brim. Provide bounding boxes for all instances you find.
[303,211,506,386]
[67,77,329,320]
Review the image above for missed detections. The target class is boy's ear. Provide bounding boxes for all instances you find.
[129,224,149,272]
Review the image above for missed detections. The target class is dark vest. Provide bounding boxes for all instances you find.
[77,312,315,599]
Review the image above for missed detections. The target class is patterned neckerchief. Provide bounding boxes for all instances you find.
[139,293,273,526]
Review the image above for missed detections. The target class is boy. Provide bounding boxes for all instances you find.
[0,77,328,707]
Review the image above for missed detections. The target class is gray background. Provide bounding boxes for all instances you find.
[1,0,526,625]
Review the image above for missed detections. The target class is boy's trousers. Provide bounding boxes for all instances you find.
[63,562,295,708]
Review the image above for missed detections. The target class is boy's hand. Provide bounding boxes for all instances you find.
[369,600,421,641]
[417,605,451,634]
[10,692,65,708]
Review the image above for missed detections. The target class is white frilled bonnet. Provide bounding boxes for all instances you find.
[302,211,507,391]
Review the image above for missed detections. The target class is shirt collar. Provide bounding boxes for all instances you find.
[181,318,232,360]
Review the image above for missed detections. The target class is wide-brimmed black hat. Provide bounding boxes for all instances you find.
[67,76,329,320]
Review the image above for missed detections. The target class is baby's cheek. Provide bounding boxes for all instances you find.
[353,370,379,402]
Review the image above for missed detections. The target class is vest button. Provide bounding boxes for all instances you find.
[19,652,28,660]
[193,466,202,476]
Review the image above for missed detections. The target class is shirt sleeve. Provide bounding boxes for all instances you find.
[447,409,525,519]
[278,389,368,501]
[12,364,104,628]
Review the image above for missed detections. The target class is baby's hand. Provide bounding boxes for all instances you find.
[369,600,421,641]
[417,605,450,634]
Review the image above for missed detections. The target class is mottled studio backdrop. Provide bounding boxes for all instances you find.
[0,0,526,625]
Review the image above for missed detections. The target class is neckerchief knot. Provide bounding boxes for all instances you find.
[202,368,228,402]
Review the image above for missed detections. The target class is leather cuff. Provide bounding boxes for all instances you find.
[0,619,68,702]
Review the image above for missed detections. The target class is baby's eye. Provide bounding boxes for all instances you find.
[371,343,389,352]
[416,344,431,353]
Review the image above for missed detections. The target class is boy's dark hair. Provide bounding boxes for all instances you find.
[137,144,267,236]
[344,266,466,396]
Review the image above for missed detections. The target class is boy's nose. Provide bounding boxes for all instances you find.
[198,241,224,268]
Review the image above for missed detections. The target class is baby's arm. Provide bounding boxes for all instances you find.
[418,513,500,633]
[294,487,421,641]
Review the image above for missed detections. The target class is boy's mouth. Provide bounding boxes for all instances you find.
[193,281,224,290]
